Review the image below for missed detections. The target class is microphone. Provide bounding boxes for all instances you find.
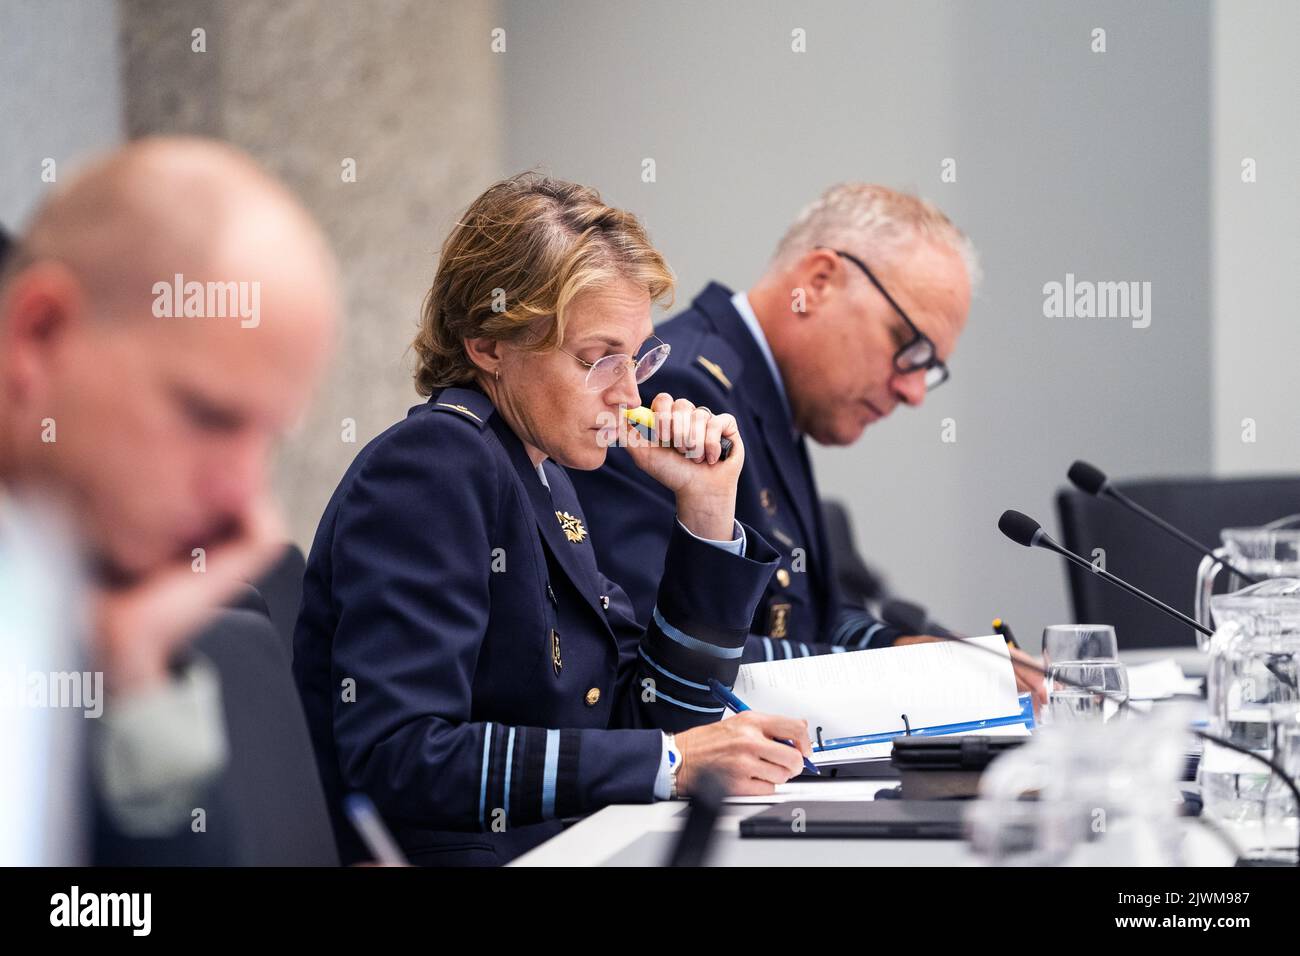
[942,518,1299,861]
[997,510,1213,639]
[664,769,726,867]
[881,599,929,636]
[924,624,1300,865]
[1067,460,1258,584]
[625,406,733,462]
[881,598,958,639]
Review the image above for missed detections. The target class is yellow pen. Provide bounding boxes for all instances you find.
[623,406,733,461]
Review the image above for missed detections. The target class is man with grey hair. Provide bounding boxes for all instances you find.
[572,184,1042,698]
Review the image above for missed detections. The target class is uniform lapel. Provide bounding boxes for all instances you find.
[487,412,612,631]
[695,284,824,559]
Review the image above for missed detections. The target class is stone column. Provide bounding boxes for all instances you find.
[119,0,504,547]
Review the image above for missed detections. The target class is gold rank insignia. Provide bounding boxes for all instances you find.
[435,401,483,423]
[550,628,562,676]
[555,510,588,543]
[768,602,791,639]
[696,356,732,390]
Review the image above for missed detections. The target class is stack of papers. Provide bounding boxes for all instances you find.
[732,635,1031,767]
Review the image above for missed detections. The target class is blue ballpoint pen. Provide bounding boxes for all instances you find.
[707,678,820,775]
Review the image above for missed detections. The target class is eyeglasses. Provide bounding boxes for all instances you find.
[558,335,672,392]
[828,248,950,390]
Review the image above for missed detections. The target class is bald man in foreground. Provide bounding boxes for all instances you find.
[0,137,338,863]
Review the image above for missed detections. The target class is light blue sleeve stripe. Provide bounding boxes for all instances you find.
[638,647,711,691]
[781,640,793,660]
[832,616,863,647]
[762,636,774,661]
[652,606,744,659]
[478,723,493,828]
[502,727,516,821]
[831,616,856,645]
[541,728,560,820]
[831,645,847,653]
[653,689,726,714]
[855,622,885,648]
[799,642,811,657]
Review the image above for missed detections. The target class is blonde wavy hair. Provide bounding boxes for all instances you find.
[413,173,675,395]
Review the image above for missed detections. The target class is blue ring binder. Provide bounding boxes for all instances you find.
[813,693,1036,754]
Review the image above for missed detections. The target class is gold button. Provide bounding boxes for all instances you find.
[585,687,601,706]
[776,568,791,587]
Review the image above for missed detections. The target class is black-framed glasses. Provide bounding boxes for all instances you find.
[827,247,950,390]
[558,334,672,392]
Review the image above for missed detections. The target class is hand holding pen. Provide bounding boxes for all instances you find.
[708,678,820,776]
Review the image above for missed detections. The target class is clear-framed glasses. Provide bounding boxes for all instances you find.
[559,335,671,392]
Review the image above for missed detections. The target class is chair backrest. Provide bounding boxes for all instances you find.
[253,544,307,661]
[195,608,339,865]
[1055,474,1300,650]
[821,499,885,607]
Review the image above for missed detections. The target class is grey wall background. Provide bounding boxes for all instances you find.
[113,0,505,549]
[502,0,1220,648]
[2,1,1293,650]
[0,0,123,226]
[1,0,505,551]
[1211,1,1300,476]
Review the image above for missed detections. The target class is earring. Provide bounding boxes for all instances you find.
[494,368,500,382]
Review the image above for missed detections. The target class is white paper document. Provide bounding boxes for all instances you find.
[1124,658,1201,700]
[733,635,1029,766]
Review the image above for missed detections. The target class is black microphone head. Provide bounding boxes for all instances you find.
[881,599,929,635]
[998,510,1045,548]
[1068,460,1110,496]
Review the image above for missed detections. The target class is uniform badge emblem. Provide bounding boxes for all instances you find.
[768,602,792,639]
[555,510,588,543]
[550,628,562,675]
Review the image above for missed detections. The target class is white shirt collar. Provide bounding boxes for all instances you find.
[731,290,796,432]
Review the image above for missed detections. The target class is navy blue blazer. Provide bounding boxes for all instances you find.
[293,385,779,866]
[569,282,902,662]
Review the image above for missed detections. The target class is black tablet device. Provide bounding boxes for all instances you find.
[738,800,968,840]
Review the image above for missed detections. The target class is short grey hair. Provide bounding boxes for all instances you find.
[772,183,980,289]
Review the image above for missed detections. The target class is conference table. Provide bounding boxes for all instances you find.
[514,650,1245,867]
[511,775,1239,867]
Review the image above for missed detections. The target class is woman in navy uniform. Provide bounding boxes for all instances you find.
[293,174,813,866]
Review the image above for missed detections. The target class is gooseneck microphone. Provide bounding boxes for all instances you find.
[997,510,1214,639]
[1067,460,1258,584]
[990,509,1299,863]
[923,624,1300,864]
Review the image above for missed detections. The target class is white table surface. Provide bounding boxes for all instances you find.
[512,777,991,866]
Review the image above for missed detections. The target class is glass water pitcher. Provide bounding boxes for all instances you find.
[1195,517,1300,650]
[1198,577,1300,860]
